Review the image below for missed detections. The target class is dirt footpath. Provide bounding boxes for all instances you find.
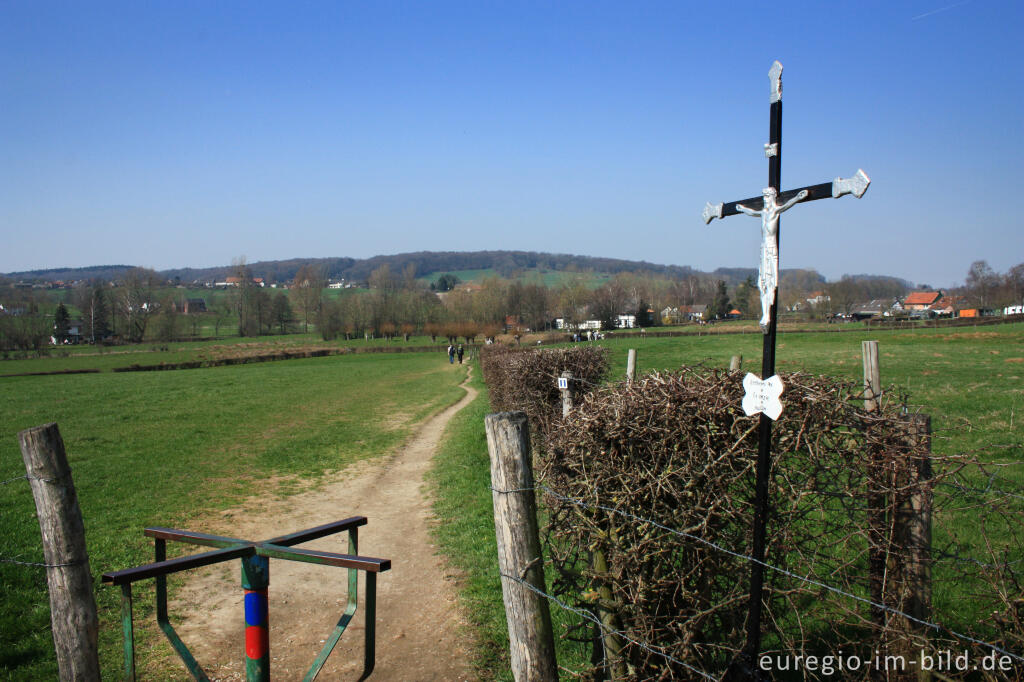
[166,368,479,681]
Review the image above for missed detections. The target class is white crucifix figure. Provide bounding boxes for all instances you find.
[734,187,809,330]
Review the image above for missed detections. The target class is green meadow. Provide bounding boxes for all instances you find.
[599,322,1024,454]
[0,351,467,680]
[0,332,448,376]
[1,322,1020,679]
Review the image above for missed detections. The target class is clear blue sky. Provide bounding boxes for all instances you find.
[2,1,1021,287]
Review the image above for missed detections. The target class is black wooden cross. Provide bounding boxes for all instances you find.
[701,60,869,681]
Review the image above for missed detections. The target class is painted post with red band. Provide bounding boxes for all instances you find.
[241,555,270,681]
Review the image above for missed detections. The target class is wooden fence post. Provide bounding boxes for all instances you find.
[18,423,100,682]
[862,340,881,412]
[893,414,933,681]
[560,371,575,417]
[729,355,742,372]
[626,349,637,384]
[485,412,558,682]
[862,340,888,633]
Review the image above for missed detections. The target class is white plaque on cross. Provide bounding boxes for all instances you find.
[741,373,784,421]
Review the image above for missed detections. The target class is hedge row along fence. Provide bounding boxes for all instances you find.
[481,347,1024,680]
[108,343,459,372]
[1,343,462,377]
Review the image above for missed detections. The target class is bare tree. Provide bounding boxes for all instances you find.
[153,294,180,342]
[118,268,159,343]
[270,292,293,334]
[74,282,110,343]
[555,277,589,329]
[290,265,325,333]
[827,276,863,317]
[520,283,551,332]
[1007,263,1024,305]
[590,280,629,329]
[965,260,998,308]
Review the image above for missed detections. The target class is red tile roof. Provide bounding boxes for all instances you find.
[930,296,961,310]
[904,291,941,306]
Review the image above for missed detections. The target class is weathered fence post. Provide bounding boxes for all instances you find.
[485,412,558,682]
[862,340,881,412]
[729,355,742,372]
[893,414,933,681]
[18,423,101,682]
[560,370,575,417]
[626,349,637,384]
[862,341,888,634]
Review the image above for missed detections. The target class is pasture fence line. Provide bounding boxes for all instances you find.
[1,475,90,567]
[480,343,1024,680]
[493,481,1024,669]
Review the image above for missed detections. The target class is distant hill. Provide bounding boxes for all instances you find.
[841,273,916,290]
[714,267,827,290]
[4,251,699,285]
[1,251,913,292]
[0,264,137,283]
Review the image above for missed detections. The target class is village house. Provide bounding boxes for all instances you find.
[902,291,942,311]
[928,295,961,317]
[554,318,602,331]
[661,304,708,324]
[215,276,265,288]
[616,314,636,329]
[852,299,897,320]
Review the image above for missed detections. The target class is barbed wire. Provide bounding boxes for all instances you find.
[933,548,1024,570]
[1,473,70,486]
[497,570,718,681]
[939,474,1024,501]
[492,483,1024,665]
[0,556,85,568]
[1,473,87,569]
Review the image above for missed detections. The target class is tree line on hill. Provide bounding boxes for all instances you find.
[3,251,698,288]
[2,256,1020,352]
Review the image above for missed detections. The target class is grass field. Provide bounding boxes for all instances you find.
[427,321,1024,678]
[0,351,467,680]
[598,322,1024,455]
[0,332,451,376]
[2,322,1020,679]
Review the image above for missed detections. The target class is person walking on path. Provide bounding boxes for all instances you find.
[456,344,464,364]
[447,344,455,364]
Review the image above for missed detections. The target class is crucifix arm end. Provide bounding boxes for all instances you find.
[702,202,723,224]
[832,169,871,198]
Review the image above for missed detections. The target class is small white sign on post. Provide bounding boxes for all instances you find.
[742,373,784,421]
[557,377,568,390]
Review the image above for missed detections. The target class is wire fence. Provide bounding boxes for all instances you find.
[0,471,81,569]
[480,346,1024,680]
[497,567,719,681]
[493,482,1024,677]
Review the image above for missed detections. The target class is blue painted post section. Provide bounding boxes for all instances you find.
[241,555,270,682]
